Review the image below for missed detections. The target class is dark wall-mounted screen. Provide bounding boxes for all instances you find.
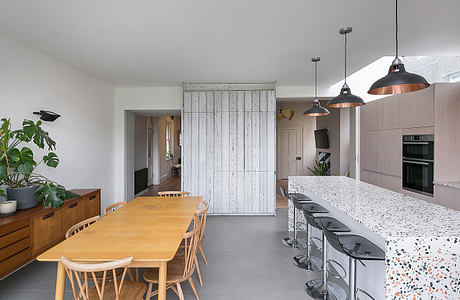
[314,129,329,149]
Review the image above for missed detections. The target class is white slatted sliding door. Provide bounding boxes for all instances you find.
[182,83,276,215]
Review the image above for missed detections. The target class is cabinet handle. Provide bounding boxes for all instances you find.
[89,195,96,200]
[42,212,54,220]
[69,203,78,209]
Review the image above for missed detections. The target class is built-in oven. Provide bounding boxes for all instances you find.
[402,134,434,196]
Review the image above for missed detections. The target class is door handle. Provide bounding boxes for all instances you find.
[88,195,96,200]
[403,160,429,166]
[69,202,78,209]
[42,212,54,220]
[296,157,301,160]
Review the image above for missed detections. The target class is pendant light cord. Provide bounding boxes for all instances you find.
[344,32,347,84]
[314,61,318,99]
[395,0,398,58]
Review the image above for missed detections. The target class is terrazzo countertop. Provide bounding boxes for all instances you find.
[435,180,460,190]
[289,176,460,299]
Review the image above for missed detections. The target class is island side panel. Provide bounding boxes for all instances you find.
[385,237,460,299]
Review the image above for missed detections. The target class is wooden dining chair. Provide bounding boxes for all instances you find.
[157,191,190,197]
[193,199,209,286]
[143,216,201,300]
[65,216,101,239]
[103,201,127,216]
[61,256,146,300]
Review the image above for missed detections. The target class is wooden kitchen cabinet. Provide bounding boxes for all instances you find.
[0,189,100,279]
[402,85,434,128]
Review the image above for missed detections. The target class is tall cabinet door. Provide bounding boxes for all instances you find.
[183,84,276,215]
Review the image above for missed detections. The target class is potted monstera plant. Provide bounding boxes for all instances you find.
[0,118,77,209]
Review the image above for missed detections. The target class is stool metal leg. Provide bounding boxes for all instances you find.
[349,257,357,300]
[305,232,328,298]
[292,223,321,271]
[282,205,297,248]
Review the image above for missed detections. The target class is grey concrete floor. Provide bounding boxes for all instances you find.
[0,209,333,300]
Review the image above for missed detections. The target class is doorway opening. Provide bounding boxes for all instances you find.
[126,110,181,200]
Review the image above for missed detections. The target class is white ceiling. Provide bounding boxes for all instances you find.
[0,0,459,86]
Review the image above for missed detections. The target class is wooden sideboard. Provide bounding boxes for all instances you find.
[0,189,100,279]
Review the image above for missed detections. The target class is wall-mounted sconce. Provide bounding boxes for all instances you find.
[33,110,61,122]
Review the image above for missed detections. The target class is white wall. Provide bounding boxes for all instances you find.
[0,33,115,209]
[114,87,182,202]
[134,114,148,171]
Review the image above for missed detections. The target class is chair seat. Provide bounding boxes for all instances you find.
[316,217,350,233]
[300,203,328,214]
[87,280,146,299]
[143,256,190,284]
[338,235,385,260]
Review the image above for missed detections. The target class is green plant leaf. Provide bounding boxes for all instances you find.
[21,119,36,141]
[8,148,20,162]
[32,121,56,150]
[0,164,7,180]
[19,147,35,165]
[36,183,64,208]
[17,162,33,176]
[43,152,59,168]
[0,187,5,199]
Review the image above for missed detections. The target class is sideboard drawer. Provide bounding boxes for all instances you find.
[85,192,100,218]
[0,226,30,249]
[0,237,30,261]
[61,198,86,236]
[0,247,30,278]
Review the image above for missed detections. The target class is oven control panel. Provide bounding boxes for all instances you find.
[403,134,434,142]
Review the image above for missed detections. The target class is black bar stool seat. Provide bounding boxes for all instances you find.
[290,192,311,200]
[337,235,385,261]
[317,217,350,233]
[301,203,328,214]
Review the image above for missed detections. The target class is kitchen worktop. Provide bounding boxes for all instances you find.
[288,176,460,299]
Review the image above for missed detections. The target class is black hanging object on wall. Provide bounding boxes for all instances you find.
[328,27,365,108]
[304,57,330,117]
[368,0,429,95]
[33,110,61,122]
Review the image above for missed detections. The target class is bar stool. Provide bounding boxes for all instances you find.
[321,226,385,300]
[302,207,350,300]
[293,205,350,273]
[280,186,311,248]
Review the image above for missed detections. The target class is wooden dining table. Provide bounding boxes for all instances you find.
[37,196,202,300]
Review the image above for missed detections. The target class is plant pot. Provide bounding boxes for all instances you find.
[0,200,17,217]
[6,186,39,210]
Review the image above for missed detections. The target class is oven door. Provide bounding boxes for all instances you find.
[403,141,434,160]
[402,159,434,196]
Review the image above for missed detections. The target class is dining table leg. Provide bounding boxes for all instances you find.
[55,261,65,300]
[158,261,167,300]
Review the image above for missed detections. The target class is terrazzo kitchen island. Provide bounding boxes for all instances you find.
[288,176,459,299]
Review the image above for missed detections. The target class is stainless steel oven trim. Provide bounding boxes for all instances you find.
[402,157,433,162]
[402,186,434,197]
[403,160,430,166]
[402,141,430,145]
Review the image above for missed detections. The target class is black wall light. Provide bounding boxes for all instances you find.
[368,0,429,95]
[328,27,365,108]
[304,57,330,117]
[33,110,61,122]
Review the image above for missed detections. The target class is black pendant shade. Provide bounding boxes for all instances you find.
[368,0,429,95]
[328,27,365,108]
[368,59,430,95]
[304,57,329,117]
[328,83,365,108]
[304,99,330,116]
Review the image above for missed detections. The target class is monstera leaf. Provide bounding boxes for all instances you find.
[33,121,56,150]
[0,188,5,199]
[36,183,77,208]
[43,152,59,168]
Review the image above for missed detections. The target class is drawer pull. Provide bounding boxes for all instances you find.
[89,195,96,200]
[42,212,54,220]
[69,203,78,209]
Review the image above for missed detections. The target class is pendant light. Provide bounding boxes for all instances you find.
[368,0,429,95]
[304,57,330,116]
[327,27,365,108]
